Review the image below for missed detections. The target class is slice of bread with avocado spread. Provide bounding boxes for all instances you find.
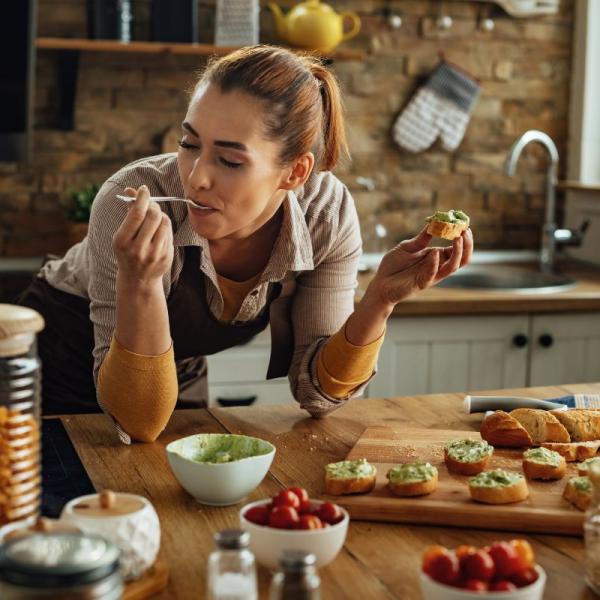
[387,462,438,497]
[425,209,470,240]
[324,458,377,495]
[468,469,529,504]
[444,438,493,475]
[563,476,592,511]
[522,447,566,480]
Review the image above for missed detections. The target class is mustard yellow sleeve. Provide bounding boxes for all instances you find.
[97,336,178,442]
[316,322,384,399]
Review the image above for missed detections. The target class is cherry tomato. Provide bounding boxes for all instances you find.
[268,505,299,529]
[422,547,460,585]
[315,501,344,525]
[244,505,270,526]
[462,549,495,582]
[510,539,535,571]
[510,567,539,588]
[288,487,311,513]
[464,579,488,591]
[488,541,520,577]
[272,489,300,510]
[295,514,323,530]
[490,580,517,592]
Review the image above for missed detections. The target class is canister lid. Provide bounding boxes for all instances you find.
[0,532,120,588]
[0,304,44,357]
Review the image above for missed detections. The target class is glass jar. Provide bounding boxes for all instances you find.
[269,550,321,600]
[585,461,600,594]
[0,304,44,527]
[207,529,257,600]
[0,532,122,599]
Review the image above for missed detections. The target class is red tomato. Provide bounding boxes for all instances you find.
[490,580,517,592]
[464,579,488,591]
[272,489,300,510]
[295,514,323,530]
[244,505,270,526]
[288,487,311,513]
[462,549,495,582]
[510,539,535,571]
[488,541,520,577]
[422,548,460,585]
[268,505,299,529]
[315,501,344,525]
[510,567,539,588]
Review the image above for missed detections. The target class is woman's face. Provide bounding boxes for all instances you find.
[177,83,291,241]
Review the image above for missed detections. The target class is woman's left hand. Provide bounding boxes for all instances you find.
[365,226,474,312]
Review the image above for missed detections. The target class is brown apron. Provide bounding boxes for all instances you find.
[18,245,283,415]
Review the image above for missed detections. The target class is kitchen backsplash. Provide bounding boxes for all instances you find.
[0,0,573,256]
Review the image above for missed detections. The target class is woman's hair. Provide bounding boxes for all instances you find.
[194,45,348,172]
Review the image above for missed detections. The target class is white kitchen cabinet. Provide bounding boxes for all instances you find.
[206,328,295,407]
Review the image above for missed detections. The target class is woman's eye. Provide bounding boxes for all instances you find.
[219,157,243,169]
[177,139,198,150]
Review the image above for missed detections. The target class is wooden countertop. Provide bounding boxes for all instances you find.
[60,382,600,599]
[357,262,600,317]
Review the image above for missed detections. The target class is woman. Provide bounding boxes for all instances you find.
[20,46,473,443]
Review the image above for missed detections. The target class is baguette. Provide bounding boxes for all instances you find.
[550,409,600,442]
[510,408,570,444]
[444,439,493,475]
[425,209,470,241]
[577,456,600,476]
[480,411,533,448]
[563,476,592,511]
[541,441,600,462]
[468,469,529,504]
[324,458,377,495]
[522,447,566,480]
[387,463,438,497]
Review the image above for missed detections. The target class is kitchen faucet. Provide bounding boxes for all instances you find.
[505,130,588,273]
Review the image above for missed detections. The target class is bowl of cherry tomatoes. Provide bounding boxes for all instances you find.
[420,540,546,599]
[239,486,349,569]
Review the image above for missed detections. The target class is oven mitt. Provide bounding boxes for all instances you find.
[393,61,480,153]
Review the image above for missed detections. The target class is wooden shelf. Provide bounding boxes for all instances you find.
[35,37,365,61]
[558,180,600,193]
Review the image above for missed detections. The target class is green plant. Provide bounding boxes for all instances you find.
[66,183,100,223]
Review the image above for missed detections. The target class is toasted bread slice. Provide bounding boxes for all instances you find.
[541,441,600,462]
[468,469,529,504]
[444,439,493,475]
[563,476,592,511]
[510,408,570,444]
[577,456,600,476]
[324,458,377,496]
[480,411,533,448]
[387,463,438,497]
[550,409,600,442]
[426,219,468,241]
[522,448,566,480]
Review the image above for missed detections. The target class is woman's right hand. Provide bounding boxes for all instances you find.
[112,185,174,289]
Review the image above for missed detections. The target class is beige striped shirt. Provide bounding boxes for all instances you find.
[40,153,366,417]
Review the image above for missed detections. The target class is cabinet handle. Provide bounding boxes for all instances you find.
[216,395,257,407]
[538,333,554,348]
[512,334,529,348]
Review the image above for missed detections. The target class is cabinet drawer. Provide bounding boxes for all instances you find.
[208,380,294,407]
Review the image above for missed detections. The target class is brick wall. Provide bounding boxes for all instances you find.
[0,0,574,256]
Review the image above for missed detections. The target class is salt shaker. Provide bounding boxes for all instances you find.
[269,550,321,600]
[207,529,257,600]
[585,461,600,594]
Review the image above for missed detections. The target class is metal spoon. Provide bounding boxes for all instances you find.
[115,194,208,209]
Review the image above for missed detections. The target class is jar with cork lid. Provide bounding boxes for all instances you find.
[0,304,44,528]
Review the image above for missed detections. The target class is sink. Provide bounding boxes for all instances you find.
[436,265,576,293]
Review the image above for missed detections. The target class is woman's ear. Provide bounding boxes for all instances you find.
[279,153,315,191]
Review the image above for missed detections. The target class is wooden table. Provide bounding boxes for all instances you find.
[60,382,600,599]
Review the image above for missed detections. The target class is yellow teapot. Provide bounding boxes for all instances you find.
[269,0,361,55]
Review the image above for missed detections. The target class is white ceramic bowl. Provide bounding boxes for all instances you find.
[166,433,275,506]
[239,499,349,570]
[420,565,546,600]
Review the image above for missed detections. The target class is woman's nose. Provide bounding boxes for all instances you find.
[189,158,212,191]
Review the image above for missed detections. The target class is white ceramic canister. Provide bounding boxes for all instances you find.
[60,490,160,581]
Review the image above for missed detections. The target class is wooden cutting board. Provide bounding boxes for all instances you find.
[331,426,585,536]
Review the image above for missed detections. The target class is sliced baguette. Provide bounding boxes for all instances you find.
[550,409,600,442]
[387,463,438,497]
[509,408,570,444]
[522,448,566,480]
[577,456,600,476]
[324,459,377,495]
[444,439,493,475]
[563,476,592,511]
[468,470,529,504]
[541,441,600,462]
[426,219,467,241]
[480,411,533,448]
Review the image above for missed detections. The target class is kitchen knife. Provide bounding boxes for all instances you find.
[464,394,600,414]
